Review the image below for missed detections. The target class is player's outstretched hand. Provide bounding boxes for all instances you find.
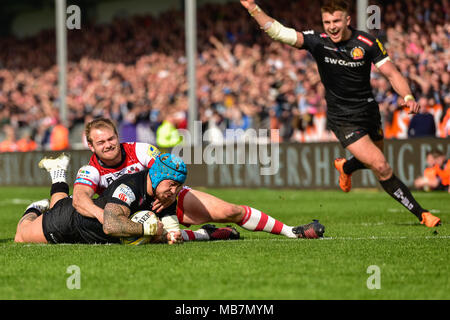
[149,229,182,244]
[167,230,183,245]
[402,99,421,114]
[240,0,256,10]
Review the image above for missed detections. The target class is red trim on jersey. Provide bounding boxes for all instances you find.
[255,212,269,231]
[86,142,155,195]
[88,143,139,177]
[176,188,191,227]
[357,35,373,46]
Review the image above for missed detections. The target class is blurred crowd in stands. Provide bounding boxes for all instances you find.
[414,148,450,192]
[0,0,449,153]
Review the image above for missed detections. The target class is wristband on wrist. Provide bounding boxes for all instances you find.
[161,215,180,232]
[248,5,261,17]
[143,223,153,236]
[143,218,158,236]
[404,94,415,102]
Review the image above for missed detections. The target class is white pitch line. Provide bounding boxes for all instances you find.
[0,198,36,205]
[320,235,450,240]
[241,235,450,241]
[10,236,450,247]
[387,208,442,214]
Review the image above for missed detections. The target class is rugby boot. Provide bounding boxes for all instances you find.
[38,153,70,183]
[38,152,70,172]
[292,220,325,239]
[420,212,441,227]
[334,158,352,192]
[200,224,240,240]
[24,198,50,216]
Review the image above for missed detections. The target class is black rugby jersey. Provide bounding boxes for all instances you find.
[102,169,177,219]
[300,27,389,125]
[73,170,176,244]
[42,197,119,244]
[75,196,119,244]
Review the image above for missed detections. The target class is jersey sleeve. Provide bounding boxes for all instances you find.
[135,142,161,168]
[369,36,390,68]
[300,30,322,53]
[74,165,100,192]
[108,183,138,209]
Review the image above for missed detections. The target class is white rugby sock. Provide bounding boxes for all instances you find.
[181,229,210,241]
[49,168,67,184]
[238,206,296,238]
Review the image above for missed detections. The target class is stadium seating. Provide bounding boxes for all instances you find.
[0,0,448,150]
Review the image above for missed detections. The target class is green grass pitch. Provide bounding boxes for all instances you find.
[1,186,448,300]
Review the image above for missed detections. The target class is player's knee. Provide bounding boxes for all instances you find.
[221,204,244,222]
[372,161,392,179]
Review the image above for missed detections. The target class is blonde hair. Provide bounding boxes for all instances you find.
[85,118,119,145]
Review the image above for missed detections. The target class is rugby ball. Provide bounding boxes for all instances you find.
[120,210,157,246]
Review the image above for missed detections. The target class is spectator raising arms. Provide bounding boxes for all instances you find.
[0,0,448,148]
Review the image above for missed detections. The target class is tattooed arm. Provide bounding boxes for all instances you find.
[102,203,143,237]
[103,202,164,238]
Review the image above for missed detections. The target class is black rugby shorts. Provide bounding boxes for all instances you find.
[42,197,79,244]
[329,122,384,148]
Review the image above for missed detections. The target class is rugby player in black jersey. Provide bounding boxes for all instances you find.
[240,0,440,227]
[24,115,324,242]
[14,154,187,244]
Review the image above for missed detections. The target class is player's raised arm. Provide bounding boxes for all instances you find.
[240,0,304,48]
[377,59,421,114]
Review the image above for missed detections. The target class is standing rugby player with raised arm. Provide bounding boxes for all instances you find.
[240,0,440,227]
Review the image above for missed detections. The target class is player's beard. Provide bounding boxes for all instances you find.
[99,144,121,164]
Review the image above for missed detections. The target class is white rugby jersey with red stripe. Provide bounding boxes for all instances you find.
[74,142,161,195]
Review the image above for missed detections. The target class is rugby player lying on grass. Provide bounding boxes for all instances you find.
[14,154,187,244]
[35,118,324,240]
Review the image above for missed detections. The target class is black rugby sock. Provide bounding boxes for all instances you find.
[343,156,367,175]
[50,182,69,196]
[379,174,426,220]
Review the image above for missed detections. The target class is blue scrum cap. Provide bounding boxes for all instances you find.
[148,153,187,190]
